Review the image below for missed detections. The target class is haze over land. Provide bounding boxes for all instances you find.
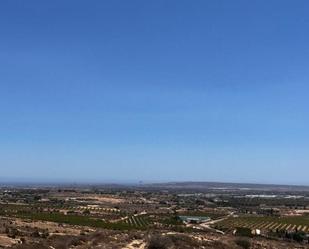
[1,1,309,185]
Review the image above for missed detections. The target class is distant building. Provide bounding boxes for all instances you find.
[252,229,261,236]
[178,216,210,224]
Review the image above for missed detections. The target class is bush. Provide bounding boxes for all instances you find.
[235,239,251,249]
[148,235,171,249]
[235,227,252,237]
[292,232,306,242]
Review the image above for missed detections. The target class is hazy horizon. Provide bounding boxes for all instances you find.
[0,176,308,188]
[1,1,309,185]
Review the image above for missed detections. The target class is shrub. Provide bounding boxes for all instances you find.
[235,227,252,237]
[235,239,251,249]
[148,235,171,249]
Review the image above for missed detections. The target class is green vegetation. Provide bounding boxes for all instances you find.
[235,239,251,249]
[16,211,133,230]
[161,215,183,226]
[179,210,226,219]
[234,227,253,237]
[0,204,141,231]
[218,197,309,209]
[123,215,150,229]
[214,216,309,233]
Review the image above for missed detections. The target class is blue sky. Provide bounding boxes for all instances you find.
[1,1,309,184]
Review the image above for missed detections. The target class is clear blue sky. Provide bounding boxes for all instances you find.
[1,1,309,184]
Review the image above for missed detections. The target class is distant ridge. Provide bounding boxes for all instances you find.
[1,179,308,191]
[140,181,309,192]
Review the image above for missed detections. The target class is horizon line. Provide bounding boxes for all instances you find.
[0,177,308,188]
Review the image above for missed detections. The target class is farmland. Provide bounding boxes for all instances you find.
[214,216,309,233]
[123,215,150,228]
[1,183,309,248]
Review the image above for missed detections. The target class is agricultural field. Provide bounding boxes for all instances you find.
[1,183,309,248]
[177,210,228,220]
[214,216,309,233]
[0,203,133,230]
[123,215,150,229]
